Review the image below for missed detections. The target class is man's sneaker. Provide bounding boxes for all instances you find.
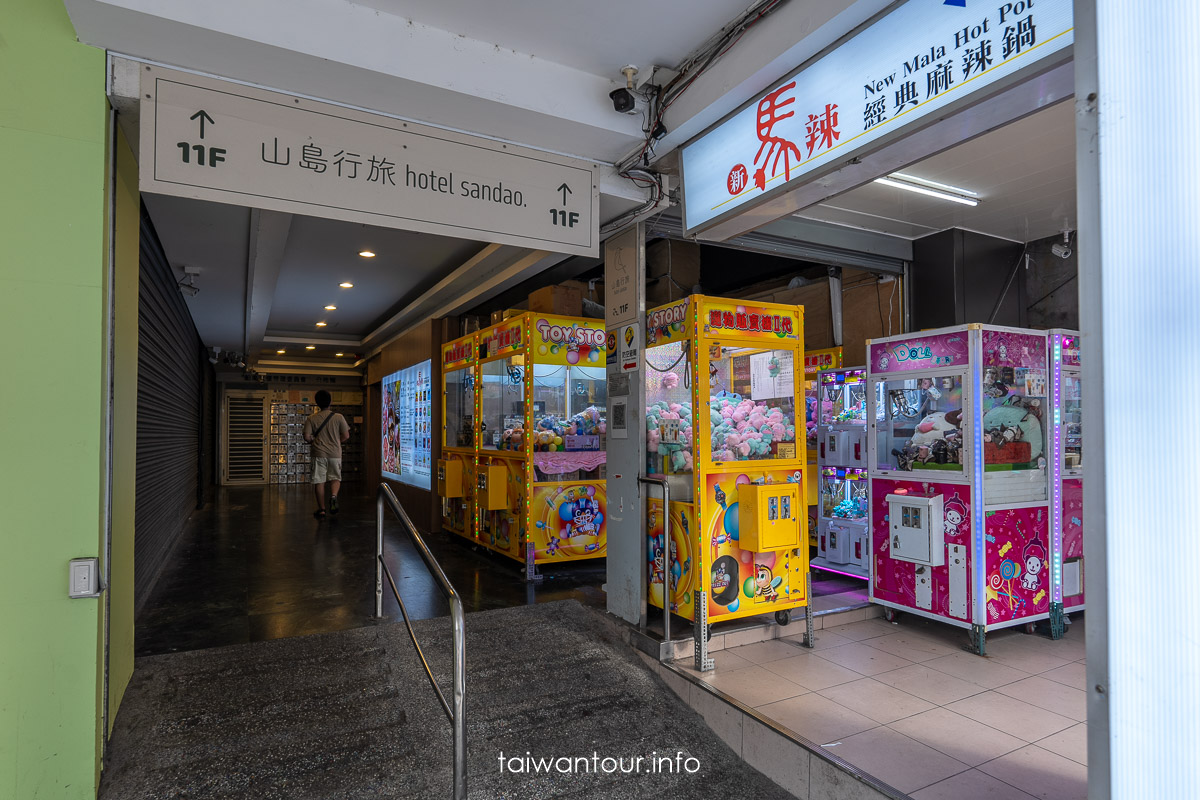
[330,496,339,514]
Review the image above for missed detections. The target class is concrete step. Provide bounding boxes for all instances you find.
[103,600,805,800]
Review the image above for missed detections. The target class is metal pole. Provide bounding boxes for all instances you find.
[375,491,384,619]
[450,594,467,800]
[661,480,670,652]
[638,475,671,658]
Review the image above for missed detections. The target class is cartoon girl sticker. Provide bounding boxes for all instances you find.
[944,493,968,538]
[1021,539,1046,591]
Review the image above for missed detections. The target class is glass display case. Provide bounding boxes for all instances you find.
[645,295,810,633]
[480,354,525,451]
[439,334,478,537]
[466,313,608,567]
[1049,329,1085,625]
[812,367,870,578]
[443,360,475,449]
[874,374,966,474]
[868,325,1060,654]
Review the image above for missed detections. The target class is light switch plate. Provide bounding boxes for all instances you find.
[68,557,101,598]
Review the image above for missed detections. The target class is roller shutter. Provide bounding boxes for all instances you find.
[135,203,204,613]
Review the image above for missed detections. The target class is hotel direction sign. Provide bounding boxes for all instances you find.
[681,0,1073,234]
[139,65,599,256]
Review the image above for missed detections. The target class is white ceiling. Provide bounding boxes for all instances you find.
[352,0,752,79]
[799,100,1077,243]
[267,216,482,335]
[143,195,489,361]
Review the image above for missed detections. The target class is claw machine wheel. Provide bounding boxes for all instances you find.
[883,607,900,623]
[774,609,791,626]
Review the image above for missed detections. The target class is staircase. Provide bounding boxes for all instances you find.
[102,600,801,799]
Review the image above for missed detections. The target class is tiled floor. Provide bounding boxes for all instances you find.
[678,613,1087,799]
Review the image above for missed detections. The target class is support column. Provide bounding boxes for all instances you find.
[1077,1,1200,796]
[604,225,647,624]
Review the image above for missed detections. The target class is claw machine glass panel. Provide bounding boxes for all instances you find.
[440,334,477,538]
[804,348,843,544]
[475,313,608,566]
[1050,330,1084,619]
[646,296,809,633]
[868,325,1056,654]
[812,367,869,578]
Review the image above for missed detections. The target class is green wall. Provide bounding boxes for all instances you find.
[0,1,110,797]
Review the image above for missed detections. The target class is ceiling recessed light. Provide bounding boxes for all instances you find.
[324,304,337,310]
[306,345,316,350]
[339,282,354,288]
[358,250,376,258]
[276,349,286,354]
[335,352,344,357]
[316,321,327,327]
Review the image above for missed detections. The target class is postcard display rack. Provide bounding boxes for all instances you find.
[444,313,608,571]
[812,367,870,579]
[645,294,812,647]
[803,347,843,546]
[867,324,1074,654]
[270,394,363,484]
[1048,329,1084,631]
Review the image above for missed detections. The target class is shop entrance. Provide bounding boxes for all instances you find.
[664,94,1085,798]
[113,59,657,658]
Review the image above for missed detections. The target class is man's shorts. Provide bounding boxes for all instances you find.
[312,457,342,484]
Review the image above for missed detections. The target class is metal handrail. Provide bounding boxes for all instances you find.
[375,483,466,800]
[640,475,672,655]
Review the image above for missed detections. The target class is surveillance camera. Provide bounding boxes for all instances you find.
[609,87,635,113]
[1051,243,1072,259]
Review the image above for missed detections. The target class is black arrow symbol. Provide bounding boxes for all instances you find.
[557,183,572,206]
[190,109,215,139]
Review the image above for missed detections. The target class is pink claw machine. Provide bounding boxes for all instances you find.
[1048,329,1084,637]
[867,324,1055,655]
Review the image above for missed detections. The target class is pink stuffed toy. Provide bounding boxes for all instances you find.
[661,372,680,390]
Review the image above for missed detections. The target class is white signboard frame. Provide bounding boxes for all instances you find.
[682,0,1073,235]
[140,65,599,256]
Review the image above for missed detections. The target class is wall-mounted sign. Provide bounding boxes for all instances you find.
[140,65,598,256]
[615,324,640,373]
[682,0,1073,234]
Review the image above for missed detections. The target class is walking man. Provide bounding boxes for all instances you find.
[303,390,351,519]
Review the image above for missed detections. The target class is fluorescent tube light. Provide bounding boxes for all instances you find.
[874,175,979,206]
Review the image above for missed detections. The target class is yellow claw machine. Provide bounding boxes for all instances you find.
[439,332,478,538]
[474,312,608,574]
[644,295,812,643]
